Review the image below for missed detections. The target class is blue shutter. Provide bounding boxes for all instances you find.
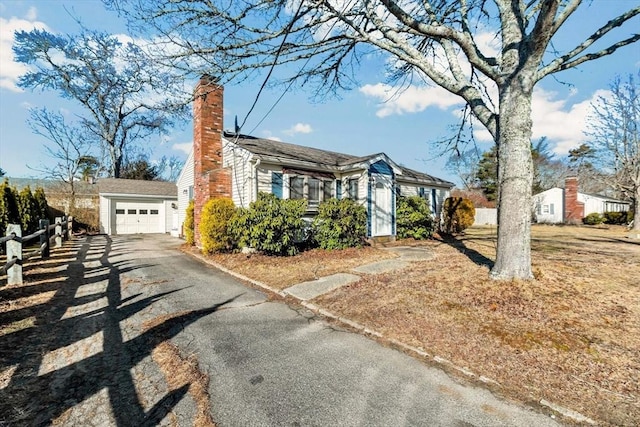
[419,187,425,198]
[549,203,555,215]
[272,172,283,198]
[431,188,437,213]
[336,180,342,199]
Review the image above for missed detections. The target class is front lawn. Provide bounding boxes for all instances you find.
[315,225,640,426]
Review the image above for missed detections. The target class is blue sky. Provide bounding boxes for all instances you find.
[1,0,639,185]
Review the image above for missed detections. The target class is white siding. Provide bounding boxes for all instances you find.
[176,149,194,237]
[257,163,283,196]
[399,184,420,197]
[165,200,176,234]
[533,188,564,223]
[99,195,111,234]
[223,141,254,208]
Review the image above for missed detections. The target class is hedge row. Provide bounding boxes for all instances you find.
[0,179,49,235]
[192,193,443,256]
[583,210,635,225]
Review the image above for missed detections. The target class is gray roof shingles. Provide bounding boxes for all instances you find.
[98,178,177,197]
[226,132,454,188]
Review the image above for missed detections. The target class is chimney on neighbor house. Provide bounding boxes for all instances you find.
[564,176,584,224]
[193,75,232,246]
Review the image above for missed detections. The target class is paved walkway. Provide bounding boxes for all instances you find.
[1,235,566,426]
[282,246,434,300]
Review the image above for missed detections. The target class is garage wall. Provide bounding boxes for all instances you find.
[100,195,177,235]
[99,196,111,234]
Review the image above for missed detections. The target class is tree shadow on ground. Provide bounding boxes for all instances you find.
[0,234,236,426]
[435,233,495,269]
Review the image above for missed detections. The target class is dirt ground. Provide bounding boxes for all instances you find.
[211,224,640,426]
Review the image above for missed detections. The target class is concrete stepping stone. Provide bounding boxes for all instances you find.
[283,273,360,300]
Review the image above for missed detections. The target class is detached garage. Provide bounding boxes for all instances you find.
[98,178,178,235]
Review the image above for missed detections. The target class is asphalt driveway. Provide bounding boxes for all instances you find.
[1,233,561,426]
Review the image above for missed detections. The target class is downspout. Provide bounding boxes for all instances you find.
[252,158,261,203]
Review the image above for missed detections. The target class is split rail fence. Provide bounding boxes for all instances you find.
[1,216,73,285]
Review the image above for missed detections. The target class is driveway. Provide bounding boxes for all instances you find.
[1,234,560,426]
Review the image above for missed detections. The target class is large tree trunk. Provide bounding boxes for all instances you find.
[491,78,535,280]
[631,191,640,236]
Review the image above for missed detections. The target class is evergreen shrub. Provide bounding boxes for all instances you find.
[396,196,434,240]
[312,198,367,249]
[441,197,475,234]
[184,200,195,245]
[229,192,307,256]
[199,197,236,254]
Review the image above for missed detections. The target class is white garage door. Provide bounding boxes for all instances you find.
[113,200,162,234]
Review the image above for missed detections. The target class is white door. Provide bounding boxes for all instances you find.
[113,200,162,234]
[372,175,392,236]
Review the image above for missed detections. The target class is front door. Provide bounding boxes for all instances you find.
[372,174,392,236]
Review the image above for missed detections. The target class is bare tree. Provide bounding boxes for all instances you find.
[587,73,640,233]
[111,0,640,279]
[27,108,98,213]
[14,28,187,178]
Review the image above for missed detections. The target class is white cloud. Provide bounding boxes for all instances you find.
[0,9,48,92]
[261,130,282,141]
[172,142,192,155]
[283,122,313,135]
[359,83,462,117]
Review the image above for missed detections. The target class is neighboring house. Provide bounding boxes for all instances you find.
[533,177,629,224]
[177,76,454,243]
[98,178,178,234]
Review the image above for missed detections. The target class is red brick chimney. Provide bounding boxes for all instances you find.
[564,177,584,224]
[193,75,231,245]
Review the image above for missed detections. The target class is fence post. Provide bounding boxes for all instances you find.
[39,219,50,259]
[6,224,22,285]
[55,217,63,248]
[67,216,73,240]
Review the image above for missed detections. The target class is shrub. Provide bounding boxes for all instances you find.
[312,198,367,249]
[583,212,604,225]
[184,200,195,245]
[199,197,236,254]
[18,186,38,234]
[229,192,307,256]
[33,186,49,221]
[440,197,475,234]
[603,211,629,225]
[396,196,434,240]
[0,179,19,235]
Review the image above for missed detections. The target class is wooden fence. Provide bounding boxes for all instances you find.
[1,216,73,285]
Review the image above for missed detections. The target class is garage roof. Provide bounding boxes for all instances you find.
[98,178,177,197]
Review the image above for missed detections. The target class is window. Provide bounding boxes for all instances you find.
[139,209,148,214]
[127,209,136,214]
[542,205,550,214]
[290,176,304,199]
[150,209,159,215]
[116,209,125,215]
[348,178,358,199]
[323,181,332,201]
[308,178,320,206]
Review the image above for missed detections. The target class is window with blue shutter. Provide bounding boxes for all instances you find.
[272,172,283,198]
[336,180,342,199]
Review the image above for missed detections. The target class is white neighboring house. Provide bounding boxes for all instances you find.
[98,178,178,235]
[533,177,629,224]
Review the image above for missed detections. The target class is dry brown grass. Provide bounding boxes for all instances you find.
[314,224,640,426]
[144,313,216,427]
[207,246,397,289]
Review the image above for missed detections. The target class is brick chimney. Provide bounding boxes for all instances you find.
[193,75,231,245]
[564,177,584,224]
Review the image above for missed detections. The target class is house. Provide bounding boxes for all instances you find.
[177,76,454,244]
[98,178,178,234]
[533,177,629,224]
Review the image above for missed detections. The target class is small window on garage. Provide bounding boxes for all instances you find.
[150,209,159,215]
[116,209,125,214]
[139,209,148,214]
[128,209,136,214]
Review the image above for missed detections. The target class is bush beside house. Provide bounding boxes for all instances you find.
[441,197,476,234]
[396,196,434,240]
[199,198,236,254]
[312,198,367,249]
[229,193,307,256]
[184,200,195,245]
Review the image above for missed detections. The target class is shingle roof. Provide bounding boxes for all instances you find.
[224,132,454,188]
[98,178,177,197]
[226,132,360,166]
